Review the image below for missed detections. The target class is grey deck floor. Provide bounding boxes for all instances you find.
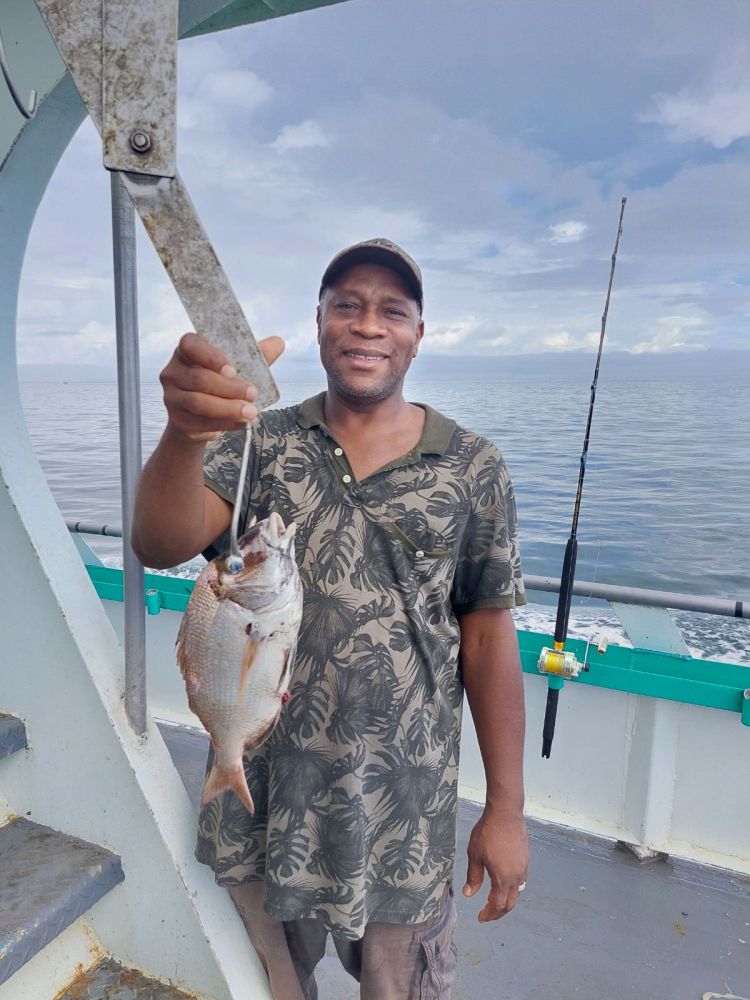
[159,722,750,1000]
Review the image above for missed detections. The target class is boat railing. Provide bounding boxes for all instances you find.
[67,517,750,732]
[66,518,748,620]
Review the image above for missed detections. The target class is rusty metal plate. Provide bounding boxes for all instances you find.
[57,956,200,999]
[35,0,278,409]
[35,0,104,121]
[102,0,178,176]
[121,171,279,408]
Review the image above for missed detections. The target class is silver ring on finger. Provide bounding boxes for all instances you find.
[518,881,527,892]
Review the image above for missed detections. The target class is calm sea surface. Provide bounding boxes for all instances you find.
[19,373,749,661]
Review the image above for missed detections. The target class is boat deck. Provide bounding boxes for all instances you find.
[159,722,750,1000]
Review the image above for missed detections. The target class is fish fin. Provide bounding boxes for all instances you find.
[175,615,189,677]
[238,626,266,698]
[276,640,297,697]
[201,761,255,815]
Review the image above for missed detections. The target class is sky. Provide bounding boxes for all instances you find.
[15,0,750,376]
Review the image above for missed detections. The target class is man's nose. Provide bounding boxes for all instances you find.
[352,307,384,337]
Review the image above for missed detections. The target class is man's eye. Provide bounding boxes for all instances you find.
[386,308,407,318]
[336,302,356,311]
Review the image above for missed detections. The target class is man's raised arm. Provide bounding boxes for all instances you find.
[131,333,284,569]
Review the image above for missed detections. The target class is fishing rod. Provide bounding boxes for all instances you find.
[537,197,627,758]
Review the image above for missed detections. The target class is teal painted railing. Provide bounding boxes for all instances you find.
[85,564,750,726]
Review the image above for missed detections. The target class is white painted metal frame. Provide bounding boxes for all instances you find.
[0,1,272,995]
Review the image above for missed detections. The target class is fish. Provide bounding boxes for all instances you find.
[176,512,303,814]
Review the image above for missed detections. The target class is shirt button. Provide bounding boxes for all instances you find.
[334,447,343,456]
[342,474,352,484]
[415,550,425,558]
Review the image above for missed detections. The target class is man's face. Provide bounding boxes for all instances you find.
[317,263,424,404]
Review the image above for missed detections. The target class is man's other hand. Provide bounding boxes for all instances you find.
[462,805,529,921]
[160,333,285,442]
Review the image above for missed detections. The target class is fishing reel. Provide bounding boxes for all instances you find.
[537,645,586,680]
[538,644,586,760]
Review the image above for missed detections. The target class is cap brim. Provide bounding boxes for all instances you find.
[320,247,423,311]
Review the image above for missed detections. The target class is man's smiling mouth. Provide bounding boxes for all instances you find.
[343,350,388,361]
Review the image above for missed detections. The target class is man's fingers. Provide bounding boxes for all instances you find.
[176,332,285,377]
[176,332,233,373]
[162,333,284,438]
[259,335,285,367]
[478,880,520,922]
[170,387,257,425]
[175,363,256,402]
[462,856,485,898]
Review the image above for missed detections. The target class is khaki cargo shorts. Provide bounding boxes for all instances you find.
[229,881,458,1000]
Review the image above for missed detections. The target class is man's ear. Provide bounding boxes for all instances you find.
[413,319,425,357]
[316,304,322,343]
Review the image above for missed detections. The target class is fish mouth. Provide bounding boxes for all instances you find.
[224,514,297,583]
[265,511,292,542]
[239,512,296,549]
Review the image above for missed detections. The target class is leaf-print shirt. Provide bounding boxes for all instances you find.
[195,392,526,939]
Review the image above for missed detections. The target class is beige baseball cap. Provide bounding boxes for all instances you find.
[319,238,423,314]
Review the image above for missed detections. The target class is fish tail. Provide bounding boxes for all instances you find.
[201,761,255,814]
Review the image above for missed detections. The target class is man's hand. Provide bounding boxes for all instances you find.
[131,332,284,568]
[462,805,529,922]
[160,332,285,442]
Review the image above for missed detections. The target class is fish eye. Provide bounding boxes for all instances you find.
[225,555,244,574]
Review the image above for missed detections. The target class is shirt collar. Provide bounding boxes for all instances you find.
[297,392,455,456]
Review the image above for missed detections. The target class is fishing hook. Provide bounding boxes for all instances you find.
[0,27,37,120]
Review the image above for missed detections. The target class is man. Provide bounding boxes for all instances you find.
[132,239,529,1000]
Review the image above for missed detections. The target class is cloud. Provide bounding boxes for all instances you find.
[424,320,480,353]
[202,69,273,110]
[138,285,191,364]
[31,275,110,292]
[179,69,273,129]
[15,0,750,370]
[631,313,707,353]
[638,46,750,148]
[272,120,329,152]
[547,221,588,244]
[541,330,574,350]
[17,320,115,365]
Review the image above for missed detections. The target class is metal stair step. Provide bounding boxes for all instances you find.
[56,957,205,999]
[0,818,124,986]
[0,713,26,761]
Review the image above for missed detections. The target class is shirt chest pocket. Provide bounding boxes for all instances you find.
[386,520,454,584]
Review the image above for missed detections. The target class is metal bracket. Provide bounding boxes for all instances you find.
[102,0,178,177]
[120,170,276,404]
[34,0,279,408]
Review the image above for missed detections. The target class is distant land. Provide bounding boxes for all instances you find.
[18,349,750,384]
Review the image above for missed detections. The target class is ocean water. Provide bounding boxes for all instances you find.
[19,373,749,662]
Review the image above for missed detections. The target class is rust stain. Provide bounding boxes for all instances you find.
[673,920,687,937]
[53,962,88,1000]
[462,947,488,966]
[52,941,105,1000]
[54,956,204,998]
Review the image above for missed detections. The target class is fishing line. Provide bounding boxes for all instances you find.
[226,422,253,574]
[580,471,606,668]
